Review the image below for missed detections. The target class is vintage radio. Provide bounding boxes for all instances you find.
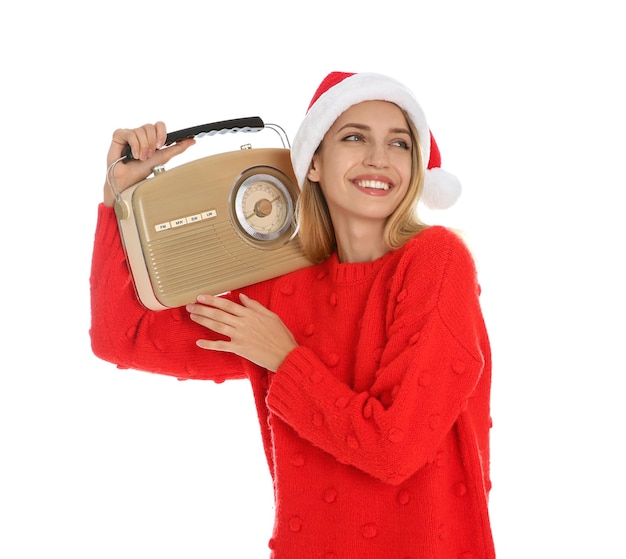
[109,117,313,310]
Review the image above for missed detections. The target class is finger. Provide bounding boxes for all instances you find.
[110,123,162,162]
[190,313,234,337]
[186,303,241,334]
[129,124,158,161]
[238,292,269,313]
[154,121,167,149]
[195,338,235,353]
[109,129,142,163]
[196,294,246,317]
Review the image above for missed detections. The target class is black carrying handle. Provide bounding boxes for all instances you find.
[122,116,265,161]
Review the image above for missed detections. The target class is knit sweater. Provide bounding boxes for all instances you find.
[90,204,495,559]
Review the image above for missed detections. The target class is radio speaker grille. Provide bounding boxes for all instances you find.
[145,220,306,302]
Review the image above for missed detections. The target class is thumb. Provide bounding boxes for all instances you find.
[154,138,197,165]
[129,137,197,181]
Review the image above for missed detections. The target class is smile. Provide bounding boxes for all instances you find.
[354,179,391,191]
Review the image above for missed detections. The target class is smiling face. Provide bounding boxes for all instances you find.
[306,100,413,233]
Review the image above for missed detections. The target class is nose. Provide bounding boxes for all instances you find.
[364,142,389,168]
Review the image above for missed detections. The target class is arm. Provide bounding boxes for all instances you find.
[90,205,249,381]
[266,231,490,484]
[90,123,247,381]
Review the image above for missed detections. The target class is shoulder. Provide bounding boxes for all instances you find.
[387,226,481,313]
[406,225,471,254]
[400,225,476,277]
[400,226,488,348]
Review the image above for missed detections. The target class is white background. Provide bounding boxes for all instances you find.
[1,1,624,557]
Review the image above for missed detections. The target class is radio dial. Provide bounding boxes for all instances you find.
[231,169,297,245]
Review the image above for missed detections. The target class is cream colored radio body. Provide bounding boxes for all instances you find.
[112,118,312,310]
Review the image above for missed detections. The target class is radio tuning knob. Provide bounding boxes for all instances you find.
[114,200,130,220]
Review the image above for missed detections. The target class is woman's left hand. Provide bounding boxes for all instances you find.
[186,293,298,372]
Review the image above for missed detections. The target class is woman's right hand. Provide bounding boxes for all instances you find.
[103,121,196,207]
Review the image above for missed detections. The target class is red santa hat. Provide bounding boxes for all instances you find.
[290,71,461,209]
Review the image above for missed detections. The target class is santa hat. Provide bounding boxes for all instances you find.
[290,72,461,209]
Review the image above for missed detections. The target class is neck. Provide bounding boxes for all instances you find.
[333,221,389,263]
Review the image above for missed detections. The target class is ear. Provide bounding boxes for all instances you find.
[306,154,321,183]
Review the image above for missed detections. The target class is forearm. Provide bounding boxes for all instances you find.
[89,204,247,381]
[267,330,484,485]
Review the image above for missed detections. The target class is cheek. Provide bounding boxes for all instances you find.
[395,155,413,187]
[395,157,413,198]
[314,156,344,189]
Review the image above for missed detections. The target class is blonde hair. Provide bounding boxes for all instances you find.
[295,110,429,263]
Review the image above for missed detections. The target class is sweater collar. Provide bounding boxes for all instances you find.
[325,247,400,284]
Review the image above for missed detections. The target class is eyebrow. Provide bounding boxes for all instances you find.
[337,122,411,135]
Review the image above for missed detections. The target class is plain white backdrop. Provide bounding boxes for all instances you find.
[1,1,624,557]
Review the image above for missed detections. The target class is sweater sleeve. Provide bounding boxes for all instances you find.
[266,229,490,484]
[89,204,248,382]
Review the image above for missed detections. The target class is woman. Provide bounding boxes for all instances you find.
[91,71,495,558]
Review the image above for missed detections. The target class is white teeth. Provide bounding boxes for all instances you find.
[356,180,390,191]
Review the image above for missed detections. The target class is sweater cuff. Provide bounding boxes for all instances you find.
[267,346,349,421]
[95,203,122,246]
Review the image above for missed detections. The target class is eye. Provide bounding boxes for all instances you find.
[342,133,364,142]
[392,139,411,150]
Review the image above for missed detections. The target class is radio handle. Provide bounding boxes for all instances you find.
[122,116,266,161]
[109,116,291,209]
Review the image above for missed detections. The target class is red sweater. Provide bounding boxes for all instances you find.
[90,204,495,559]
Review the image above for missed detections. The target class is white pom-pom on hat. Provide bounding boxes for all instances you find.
[290,71,461,209]
[423,130,462,209]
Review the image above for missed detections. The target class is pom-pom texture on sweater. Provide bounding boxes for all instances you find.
[90,204,495,558]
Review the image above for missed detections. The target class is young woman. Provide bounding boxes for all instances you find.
[91,71,495,558]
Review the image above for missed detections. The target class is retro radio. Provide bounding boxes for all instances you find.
[109,117,313,310]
